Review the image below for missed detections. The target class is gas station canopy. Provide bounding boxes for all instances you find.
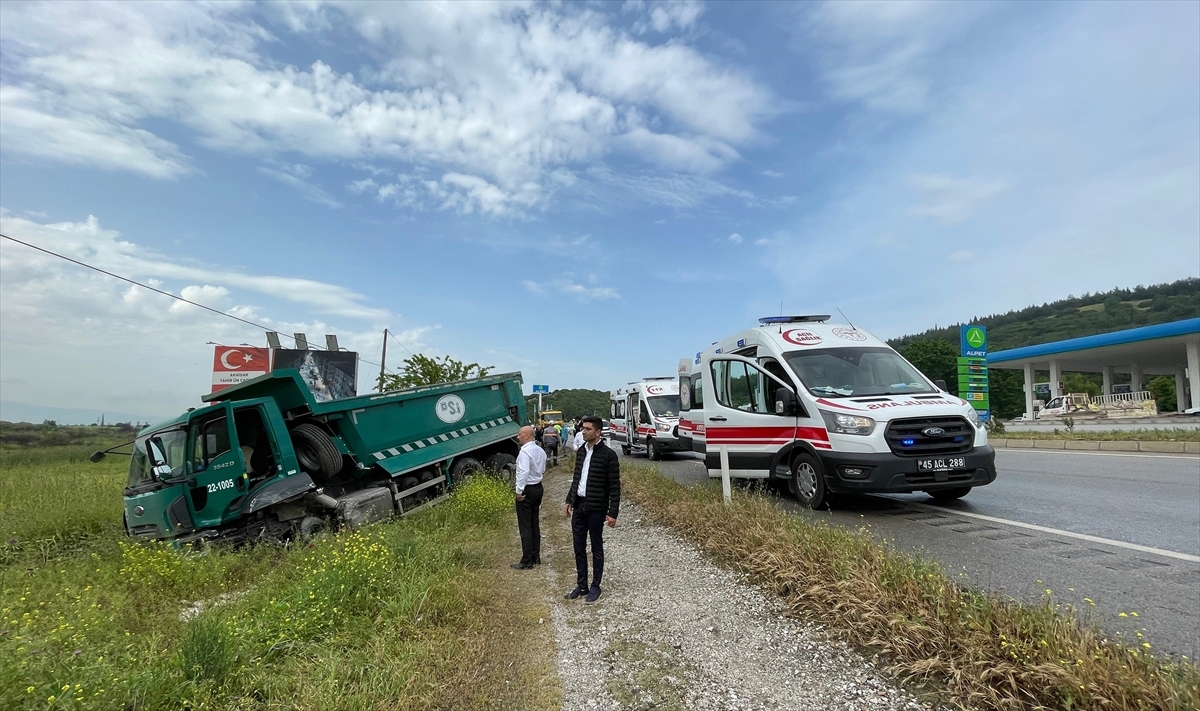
[987,318,1200,417]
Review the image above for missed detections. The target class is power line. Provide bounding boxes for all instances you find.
[387,328,416,357]
[0,232,395,372]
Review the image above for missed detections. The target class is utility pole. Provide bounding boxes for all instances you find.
[378,328,388,392]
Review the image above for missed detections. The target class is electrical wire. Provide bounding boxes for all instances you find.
[0,232,396,372]
[387,328,416,357]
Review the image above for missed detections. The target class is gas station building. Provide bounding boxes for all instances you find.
[987,318,1200,419]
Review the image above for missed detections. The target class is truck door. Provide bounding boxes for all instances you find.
[703,355,798,479]
[185,403,246,529]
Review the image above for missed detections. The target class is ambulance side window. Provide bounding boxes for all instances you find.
[639,402,651,424]
[691,373,703,408]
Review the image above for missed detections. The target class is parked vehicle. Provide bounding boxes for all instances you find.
[695,315,996,507]
[609,378,686,460]
[100,368,525,544]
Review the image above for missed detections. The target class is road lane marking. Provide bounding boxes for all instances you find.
[997,449,1198,460]
[896,500,1200,563]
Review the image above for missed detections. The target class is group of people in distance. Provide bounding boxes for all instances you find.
[512,416,620,604]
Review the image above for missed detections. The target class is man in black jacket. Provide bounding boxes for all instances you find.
[564,415,620,603]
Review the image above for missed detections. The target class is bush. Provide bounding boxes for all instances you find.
[448,475,513,527]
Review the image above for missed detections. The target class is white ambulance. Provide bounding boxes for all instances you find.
[609,378,686,460]
[697,315,996,508]
[677,350,713,455]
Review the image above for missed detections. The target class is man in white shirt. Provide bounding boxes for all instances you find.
[512,425,547,570]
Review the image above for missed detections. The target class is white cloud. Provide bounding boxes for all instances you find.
[1,213,439,415]
[522,276,615,301]
[798,1,992,113]
[948,249,973,262]
[727,233,744,244]
[761,169,784,178]
[522,280,546,296]
[0,2,774,213]
[905,174,1007,224]
[257,166,343,209]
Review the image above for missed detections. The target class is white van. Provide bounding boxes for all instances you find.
[697,316,996,508]
[609,378,686,460]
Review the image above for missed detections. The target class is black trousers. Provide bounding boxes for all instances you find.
[571,498,606,590]
[516,482,543,565]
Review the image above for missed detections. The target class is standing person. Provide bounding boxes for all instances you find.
[512,425,547,570]
[543,421,560,466]
[572,419,585,450]
[564,416,620,602]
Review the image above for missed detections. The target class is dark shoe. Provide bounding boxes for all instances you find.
[565,586,587,600]
[585,586,602,603]
[511,562,534,570]
[533,559,542,565]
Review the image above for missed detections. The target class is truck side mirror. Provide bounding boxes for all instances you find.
[775,388,797,415]
[934,379,947,391]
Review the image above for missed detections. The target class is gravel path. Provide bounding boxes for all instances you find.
[537,467,932,711]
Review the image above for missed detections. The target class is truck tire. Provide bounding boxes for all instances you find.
[486,452,517,484]
[449,456,484,488]
[290,423,342,480]
[928,487,971,502]
[791,453,829,510]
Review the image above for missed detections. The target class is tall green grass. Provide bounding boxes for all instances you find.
[0,443,557,710]
[625,464,1200,711]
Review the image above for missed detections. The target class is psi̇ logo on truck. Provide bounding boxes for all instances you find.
[435,394,466,423]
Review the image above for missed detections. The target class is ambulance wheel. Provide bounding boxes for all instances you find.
[791,453,829,510]
[928,487,971,502]
[290,423,342,480]
[647,438,662,461]
[449,456,484,488]
[486,453,517,484]
[622,444,631,455]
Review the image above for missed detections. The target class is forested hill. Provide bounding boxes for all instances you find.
[522,388,610,423]
[889,278,1199,352]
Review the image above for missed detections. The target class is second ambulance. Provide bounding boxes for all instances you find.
[691,315,996,508]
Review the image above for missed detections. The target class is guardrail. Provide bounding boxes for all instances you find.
[1091,390,1154,407]
[992,438,1199,453]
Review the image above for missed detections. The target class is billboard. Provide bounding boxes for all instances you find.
[212,346,270,393]
[272,349,359,402]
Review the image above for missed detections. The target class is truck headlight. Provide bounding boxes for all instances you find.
[819,410,875,435]
[965,407,981,428]
[656,422,672,432]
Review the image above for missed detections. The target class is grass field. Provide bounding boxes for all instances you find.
[0,439,559,711]
[623,463,1200,711]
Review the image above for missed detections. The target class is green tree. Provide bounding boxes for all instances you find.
[377,353,493,391]
[523,388,611,422]
[1146,376,1176,412]
[1062,372,1101,397]
[899,339,959,395]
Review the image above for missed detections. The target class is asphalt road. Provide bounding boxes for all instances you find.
[615,445,1200,658]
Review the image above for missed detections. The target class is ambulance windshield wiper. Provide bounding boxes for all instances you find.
[810,386,853,397]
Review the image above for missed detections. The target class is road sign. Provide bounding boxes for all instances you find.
[960,324,988,358]
[531,384,549,393]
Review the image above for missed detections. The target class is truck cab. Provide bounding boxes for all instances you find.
[698,316,996,508]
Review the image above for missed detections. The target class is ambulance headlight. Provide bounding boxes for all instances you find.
[819,410,875,436]
[656,422,672,432]
[965,407,981,428]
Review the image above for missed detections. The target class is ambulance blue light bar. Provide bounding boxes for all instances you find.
[758,315,831,325]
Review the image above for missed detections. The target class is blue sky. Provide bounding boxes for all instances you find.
[1,1,1197,420]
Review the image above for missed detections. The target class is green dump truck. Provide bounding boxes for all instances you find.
[110,369,525,544]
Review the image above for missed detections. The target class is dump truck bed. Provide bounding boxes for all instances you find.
[204,369,525,477]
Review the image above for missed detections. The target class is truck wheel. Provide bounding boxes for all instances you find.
[290,423,342,480]
[298,515,326,540]
[486,453,517,484]
[647,438,662,461]
[791,453,829,510]
[449,456,484,488]
[928,487,972,502]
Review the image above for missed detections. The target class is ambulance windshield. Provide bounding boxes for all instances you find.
[784,347,934,398]
[647,395,681,418]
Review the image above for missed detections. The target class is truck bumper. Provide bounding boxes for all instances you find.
[817,445,997,494]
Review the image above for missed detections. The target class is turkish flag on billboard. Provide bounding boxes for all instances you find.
[212,346,271,393]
